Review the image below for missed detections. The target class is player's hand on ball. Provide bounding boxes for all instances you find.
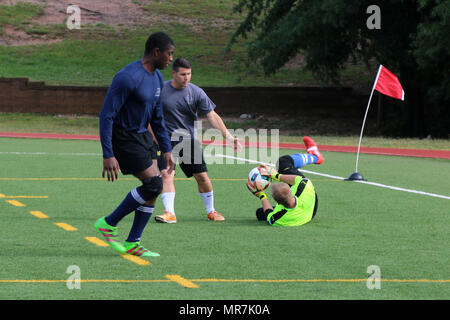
[246,181,268,200]
[259,164,280,181]
[258,164,270,176]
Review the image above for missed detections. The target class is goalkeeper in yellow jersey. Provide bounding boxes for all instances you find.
[247,136,323,226]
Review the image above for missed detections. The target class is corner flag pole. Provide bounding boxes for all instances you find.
[347,65,382,181]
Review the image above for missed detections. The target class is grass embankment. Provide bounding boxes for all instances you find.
[0,1,372,88]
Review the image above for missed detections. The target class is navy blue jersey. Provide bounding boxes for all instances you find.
[99,60,172,158]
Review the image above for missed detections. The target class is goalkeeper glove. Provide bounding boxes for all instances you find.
[246,182,268,200]
[259,165,281,181]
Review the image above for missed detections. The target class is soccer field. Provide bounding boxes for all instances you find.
[0,137,449,300]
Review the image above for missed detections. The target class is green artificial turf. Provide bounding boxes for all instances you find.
[0,137,449,300]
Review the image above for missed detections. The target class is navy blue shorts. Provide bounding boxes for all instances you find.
[157,139,207,178]
[112,125,158,175]
[276,155,305,178]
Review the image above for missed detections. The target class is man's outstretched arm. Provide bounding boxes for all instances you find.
[206,110,243,151]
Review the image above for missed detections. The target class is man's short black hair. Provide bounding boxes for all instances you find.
[144,32,174,57]
[172,58,191,72]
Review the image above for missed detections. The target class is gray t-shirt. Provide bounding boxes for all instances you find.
[161,80,216,141]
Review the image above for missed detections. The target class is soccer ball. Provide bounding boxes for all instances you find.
[247,167,272,191]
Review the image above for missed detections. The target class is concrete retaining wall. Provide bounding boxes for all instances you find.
[0,77,369,119]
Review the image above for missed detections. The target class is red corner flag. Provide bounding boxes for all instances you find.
[350,65,405,178]
[374,65,404,100]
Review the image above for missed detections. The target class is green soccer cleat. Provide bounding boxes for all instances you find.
[94,216,127,254]
[123,241,160,257]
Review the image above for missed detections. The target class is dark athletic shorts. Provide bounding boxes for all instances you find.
[157,139,207,178]
[276,155,306,178]
[112,125,158,175]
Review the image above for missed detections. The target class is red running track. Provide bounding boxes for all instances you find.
[1,131,449,159]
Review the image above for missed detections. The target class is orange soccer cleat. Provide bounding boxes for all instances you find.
[155,211,177,224]
[207,211,226,221]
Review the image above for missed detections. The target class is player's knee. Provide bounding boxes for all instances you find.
[137,176,163,201]
[193,172,210,184]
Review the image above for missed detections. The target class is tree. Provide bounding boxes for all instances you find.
[412,0,450,137]
[229,0,449,138]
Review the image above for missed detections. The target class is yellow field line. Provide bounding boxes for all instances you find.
[193,278,450,283]
[54,222,77,231]
[0,193,48,198]
[5,200,26,207]
[5,196,48,198]
[194,279,368,283]
[0,278,448,284]
[4,193,151,267]
[0,279,170,283]
[0,178,195,181]
[0,178,112,181]
[376,279,450,283]
[30,210,49,219]
[166,275,200,288]
[85,236,109,247]
[120,255,151,266]
[84,236,151,266]
[0,177,338,182]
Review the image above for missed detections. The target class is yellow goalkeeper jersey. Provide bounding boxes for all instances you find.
[267,176,317,227]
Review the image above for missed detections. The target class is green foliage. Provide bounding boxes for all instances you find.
[229,0,450,137]
[229,0,364,81]
[412,0,450,136]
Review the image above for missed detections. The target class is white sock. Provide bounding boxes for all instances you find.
[200,191,215,213]
[161,192,176,215]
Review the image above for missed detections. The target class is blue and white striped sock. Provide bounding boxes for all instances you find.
[290,153,318,169]
[126,205,155,243]
[105,188,146,226]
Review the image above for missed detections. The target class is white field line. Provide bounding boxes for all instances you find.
[212,153,450,201]
[2,151,449,200]
[0,151,101,156]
